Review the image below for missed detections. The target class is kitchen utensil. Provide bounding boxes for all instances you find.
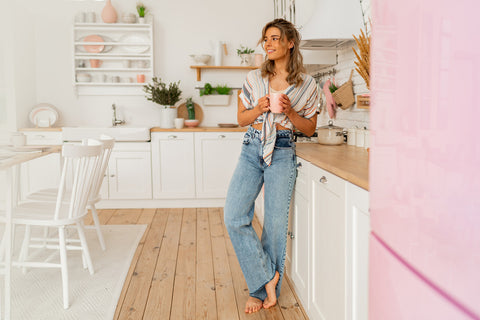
[184,119,200,127]
[89,59,102,68]
[83,34,105,53]
[136,74,145,83]
[77,35,113,53]
[332,69,355,110]
[119,34,150,53]
[29,103,59,128]
[269,92,283,113]
[317,120,344,145]
[218,123,239,128]
[177,102,204,125]
[190,54,212,66]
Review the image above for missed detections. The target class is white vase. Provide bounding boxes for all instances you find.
[138,17,145,24]
[159,106,177,128]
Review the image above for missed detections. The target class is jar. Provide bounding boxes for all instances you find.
[355,129,365,147]
[11,132,26,147]
[347,128,356,146]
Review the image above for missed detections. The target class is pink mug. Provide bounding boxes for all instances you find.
[89,59,102,68]
[269,92,283,113]
[136,74,145,83]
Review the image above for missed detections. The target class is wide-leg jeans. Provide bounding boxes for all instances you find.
[224,126,297,301]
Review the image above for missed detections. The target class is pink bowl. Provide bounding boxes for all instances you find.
[184,119,199,127]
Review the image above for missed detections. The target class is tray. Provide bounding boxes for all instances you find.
[177,102,204,125]
[217,123,239,128]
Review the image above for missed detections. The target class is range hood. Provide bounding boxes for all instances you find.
[300,0,364,50]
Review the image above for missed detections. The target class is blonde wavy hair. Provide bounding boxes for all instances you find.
[258,18,305,86]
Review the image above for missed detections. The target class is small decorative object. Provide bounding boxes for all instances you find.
[332,70,355,110]
[184,119,200,127]
[237,45,255,66]
[136,3,146,23]
[121,13,136,24]
[136,74,145,83]
[101,0,117,23]
[185,97,196,120]
[189,54,212,66]
[200,83,232,106]
[352,28,370,90]
[143,77,182,128]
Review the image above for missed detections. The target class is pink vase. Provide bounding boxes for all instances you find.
[101,0,117,23]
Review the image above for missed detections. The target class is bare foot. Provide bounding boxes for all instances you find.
[245,297,263,313]
[263,271,280,309]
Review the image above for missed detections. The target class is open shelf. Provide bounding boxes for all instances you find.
[190,65,257,81]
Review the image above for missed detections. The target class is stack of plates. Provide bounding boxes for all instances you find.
[29,103,59,127]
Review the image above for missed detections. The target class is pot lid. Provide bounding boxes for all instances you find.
[318,120,343,130]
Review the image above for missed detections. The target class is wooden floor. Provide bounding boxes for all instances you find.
[84,208,308,320]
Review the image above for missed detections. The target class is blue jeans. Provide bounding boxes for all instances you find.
[224,126,297,300]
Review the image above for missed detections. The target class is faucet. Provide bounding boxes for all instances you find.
[112,103,126,127]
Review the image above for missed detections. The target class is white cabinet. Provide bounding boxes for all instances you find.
[73,22,154,95]
[151,132,195,199]
[310,164,346,320]
[106,143,152,199]
[346,182,370,320]
[289,158,311,308]
[194,132,243,198]
[21,131,62,197]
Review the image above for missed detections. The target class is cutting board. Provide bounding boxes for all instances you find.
[177,102,204,125]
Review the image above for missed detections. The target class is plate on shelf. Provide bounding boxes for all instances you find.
[77,35,114,53]
[119,34,150,53]
[217,123,239,128]
[29,103,59,128]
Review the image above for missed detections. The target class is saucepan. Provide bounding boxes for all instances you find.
[317,120,345,145]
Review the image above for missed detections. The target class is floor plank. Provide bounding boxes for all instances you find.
[116,209,169,320]
[142,208,183,319]
[170,208,197,320]
[196,208,218,320]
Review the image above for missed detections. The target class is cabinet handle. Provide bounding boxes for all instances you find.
[110,174,115,178]
[287,231,295,239]
[319,176,327,183]
[297,162,302,168]
[168,135,177,139]
[218,135,226,139]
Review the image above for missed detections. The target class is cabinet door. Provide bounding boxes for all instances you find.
[108,151,152,199]
[346,183,370,320]
[151,132,195,199]
[290,158,311,309]
[21,153,61,197]
[194,132,243,198]
[310,165,346,320]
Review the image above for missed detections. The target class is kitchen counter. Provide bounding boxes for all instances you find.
[151,126,247,132]
[296,143,369,190]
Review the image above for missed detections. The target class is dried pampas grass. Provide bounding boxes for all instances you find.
[352,28,370,90]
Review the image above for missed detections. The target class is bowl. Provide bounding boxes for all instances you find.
[121,13,136,24]
[189,54,211,66]
[184,119,200,127]
[76,73,91,82]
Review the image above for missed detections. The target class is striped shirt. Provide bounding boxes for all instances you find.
[239,69,318,165]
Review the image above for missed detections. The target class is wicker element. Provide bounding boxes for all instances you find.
[332,70,355,110]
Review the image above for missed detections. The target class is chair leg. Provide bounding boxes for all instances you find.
[58,227,69,309]
[76,223,94,275]
[90,205,106,251]
[19,225,32,274]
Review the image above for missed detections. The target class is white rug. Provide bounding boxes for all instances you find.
[6,224,147,320]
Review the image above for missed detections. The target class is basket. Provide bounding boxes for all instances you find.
[332,69,355,110]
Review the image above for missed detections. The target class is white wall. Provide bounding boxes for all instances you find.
[20,0,272,128]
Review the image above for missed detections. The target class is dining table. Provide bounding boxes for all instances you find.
[1,145,61,320]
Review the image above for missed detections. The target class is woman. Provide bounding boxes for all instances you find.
[224,19,318,313]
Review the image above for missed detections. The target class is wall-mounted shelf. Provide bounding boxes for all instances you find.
[190,65,257,81]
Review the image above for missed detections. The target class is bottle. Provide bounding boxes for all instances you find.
[214,41,223,66]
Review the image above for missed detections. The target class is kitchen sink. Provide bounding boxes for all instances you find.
[62,127,151,142]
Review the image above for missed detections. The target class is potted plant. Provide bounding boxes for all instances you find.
[136,3,146,23]
[184,97,199,127]
[200,83,232,106]
[237,45,255,66]
[143,77,182,128]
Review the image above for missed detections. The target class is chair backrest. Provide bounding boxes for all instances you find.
[54,140,103,220]
[89,135,115,201]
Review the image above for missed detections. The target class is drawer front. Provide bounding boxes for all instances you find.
[24,131,62,145]
[310,164,345,198]
[295,158,310,195]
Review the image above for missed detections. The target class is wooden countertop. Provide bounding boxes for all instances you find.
[296,143,369,190]
[151,126,248,132]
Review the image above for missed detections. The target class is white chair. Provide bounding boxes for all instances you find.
[25,136,114,251]
[0,140,103,309]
